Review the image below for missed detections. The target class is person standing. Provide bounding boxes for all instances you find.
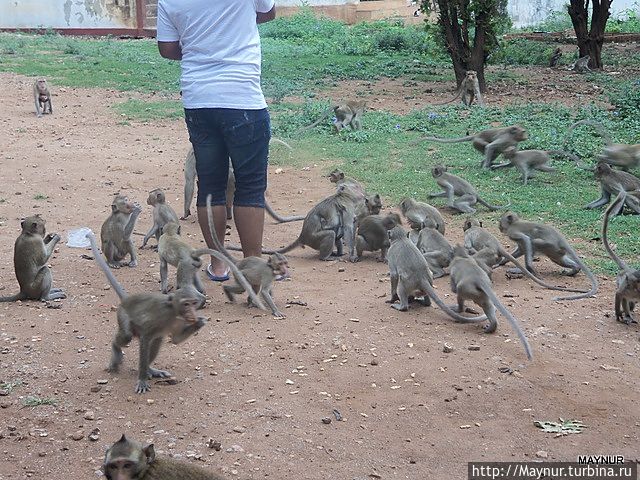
[157,0,276,281]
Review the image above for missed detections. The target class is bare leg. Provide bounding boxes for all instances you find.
[233,206,265,258]
[197,205,227,276]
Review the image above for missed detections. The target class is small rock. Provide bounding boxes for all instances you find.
[442,343,454,353]
[83,411,95,421]
[70,431,84,441]
[370,358,379,366]
[536,450,548,459]
[226,444,244,453]
[90,386,102,393]
[88,428,100,441]
[337,267,345,273]
[468,345,481,351]
[232,426,245,434]
[321,417,332,424]
[207,438,222,451]
[285,379,294,385]
[96,379,108,385]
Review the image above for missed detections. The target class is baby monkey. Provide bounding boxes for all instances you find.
[33,78,52,117]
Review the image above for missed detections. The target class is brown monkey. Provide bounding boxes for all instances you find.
[157,222,265,311]
[549,47,562,67]
[141,188,180,248]
[355,212,401,262]
[86,233,207,394]
[571,55,591,73]
[182,147,304,222]
[462,217,589,294]
[385,225,487,326]
[601,192,640,325]
[103,434,226,480]
[411,125,528,169]
[327,169,371,220]
[327,168,366,195]
[498,211,599,301]
[399,197,445,235]
[298,100,367,133]
[436,70,485,107]
[429,165,508,213]
[448,245,533,360]
[415,225,453,278]
[0,215,66,302]
[584,162,640,213]
[491,146,585,184]
[33,78,52,117]
[101,194,142,268]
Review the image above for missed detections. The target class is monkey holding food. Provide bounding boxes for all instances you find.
[142,188,180,248]
[101,194,142,268]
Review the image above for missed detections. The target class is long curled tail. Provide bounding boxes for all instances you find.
[552,252,599,302]
[409,134,475,147]
[0,291,27,302]
[421,281,488,323]
[601,191,629,272]
[86,232,128,300]
[265,203,305,223]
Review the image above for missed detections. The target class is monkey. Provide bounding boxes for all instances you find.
[415,224,453,278]
[297,100,367,134]
[399,197,445,235]
[103,434,226,480]
[327,169,366,196]
[584,162,640,213]
[498,211,599,301]
[181,146,304,222]
[141,188,180,248]
[448,245,533,360]
[490,146,586,184]
[385,225,488,324]
[101,194,142,268]
[327,169,372,221]
[429,165,508,214]
[0,215,66,302]
[355,212,402,262]
[86,232,208,394]
[564,119,640,171]
[410,125,528,169]
[435,70,485,107]
[570,55,591,73]
[33,78,52,117]
[601,192,640,325]
[549,47,562,67]
[462,217,590,294]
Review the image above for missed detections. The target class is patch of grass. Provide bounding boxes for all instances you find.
[33,193,48,200]
[113,98,183,122]
[22,395,57,407]
[0,379,23,394]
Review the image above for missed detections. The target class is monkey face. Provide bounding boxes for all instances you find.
[594,161,611,177]
[21,215,45,236]
[162,222,180,236]
[432,165,446,177]
[510,126,528,141]
[498,212,518,232]
[269,254,289,277]
[462,218,480,231]
[366,194,383,215]
[178,297,200,323]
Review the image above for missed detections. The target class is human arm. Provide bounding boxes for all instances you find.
[158,41,182,60]
[256,4,276,24]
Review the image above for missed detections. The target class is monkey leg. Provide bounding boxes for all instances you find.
[160,259,170,293]
[312,230,338,260]
[585,189,611,209]
[136,337,165,393]
[490,162,513,170]
[43,289,66,301]
[262,289,285,318]
[386,273,400,304]
[223,282,245,303]
[390,281,410,311]
[108,312,133,373]
[482,143,503,169]
[551,254,580,276]
[378,247,388,263]
[193,272,206,295]
[141,225,158,248]
[481,301,498,333]
[615,293,634,324]
[125,240,138,268]
[472,138,489,155]
[452,195,477,214]
[428,190,448,199]
[355,235,368,259]
[104,242,124,268]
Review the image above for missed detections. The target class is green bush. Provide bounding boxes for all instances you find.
[608,79,640,119]
[490,38,555,65]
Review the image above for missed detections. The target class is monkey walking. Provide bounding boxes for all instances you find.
[141,188,180,248]
[0,215,66,302]
[434,70,485,107]
[584,162,640,213]
[103,434,226,480]
[410,125,528,169]
[601,192,640,325]
[297,99,367,134]
[448,245,533,360]
[101,194,142,268]
[570,55,591,73]
[498,212,599,301]
[33,78,52,117]
[491,146,586,184]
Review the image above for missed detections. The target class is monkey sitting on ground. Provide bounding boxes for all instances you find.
[0,215,66,302]
[436,70,485,107]
[33,78,52,117]
[355,212,402,262]
[298,100,367,134]
[399,197,445,235]
[415,224,453,278]
[101,194,142,268]
[103,434,226,480]
[491,146,585,185]
[601,192,640,325]
[141,188,180,248]
[584,162,640,213]
[570,55,591,73]
[448,245,533,360]
[549,47,562,67]
[429,165,508,214]
[411,125,528,169]
[498,212,599,301]
[87,233,207,394]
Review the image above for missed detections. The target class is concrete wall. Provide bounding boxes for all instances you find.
[508,0,638,29]
[277,0,422,25]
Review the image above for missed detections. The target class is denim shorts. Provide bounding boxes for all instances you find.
[184,108,271,208]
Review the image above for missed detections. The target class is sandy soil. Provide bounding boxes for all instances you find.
[0,71,638,480]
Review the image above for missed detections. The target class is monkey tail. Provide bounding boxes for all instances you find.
[552,253,599,302]
[85,232,128,300]
[479,284,533,360]
[294,107,334,135]
[276,238,303,254]
[420,281,488,323]
[269,137,293,151]
[265,203,306,223]
[192,248,267,312]
[546,149,591,170]
[563,119,612,149]
[601,191,629,272]
[477,198,510,211]
[0,291,27,302]
[409,134,475,147]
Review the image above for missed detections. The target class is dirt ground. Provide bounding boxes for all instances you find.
[0,70,638,480]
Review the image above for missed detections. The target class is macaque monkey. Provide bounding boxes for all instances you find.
[355,212,402,261]
[86,233,207,394]
[570,55,591,73]
[491,146,585,184]
[498,212,599,301]
[399,197,445,235]
[101,194,142,268]
[436,70,485,107]
[549,47,562,67]
[415,225,453,278]
[0,215,66,302]
[327,169,366,195]
[462,217,589,294]
[182,147,304,222]
[429,165,508,213]
[584,162,640,213]
[411,125,528,169]
[141,188,179,248]
[385,226,488,325]
[448,245,533,360]
[33,78,52,117]
[564,119,640,171]
[601,192,640,325]
[103,434,226,480]
[157,222,265,311]
[298,100,367,133]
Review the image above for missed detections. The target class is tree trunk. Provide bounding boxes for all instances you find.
[567,0,611,69]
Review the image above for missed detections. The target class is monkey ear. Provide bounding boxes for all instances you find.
[479,220,483,227]
[117,434,127,443]
[374,194,380,201]
[20,219,25,229]
[111,204,118,213]
[143,444,156,464]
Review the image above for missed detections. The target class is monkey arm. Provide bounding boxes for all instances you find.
[171,318,207,344]
[124,207,142,239]
[584,188,611,209]
[490,161,513,170]
[43,233,60,260]
[142,225,158,248]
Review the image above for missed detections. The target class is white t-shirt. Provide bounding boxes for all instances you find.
[157,0,274,109]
